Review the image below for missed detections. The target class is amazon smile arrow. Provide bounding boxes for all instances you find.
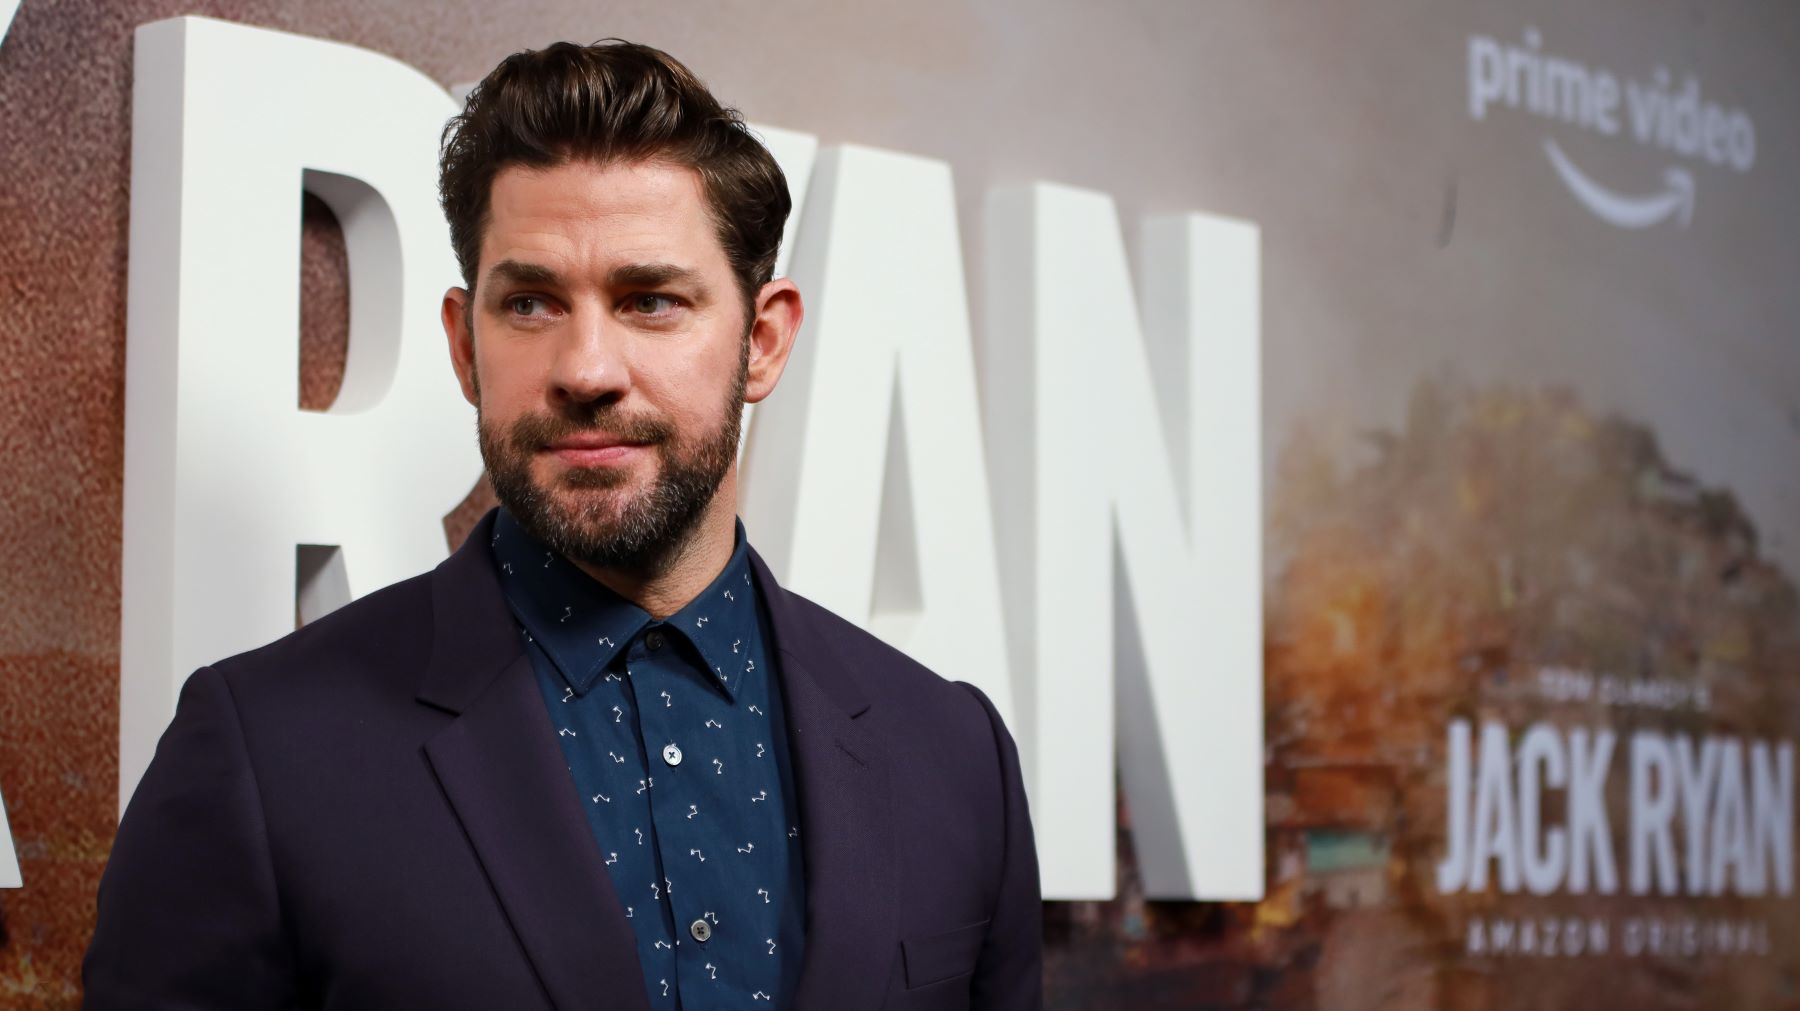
[1544,137,1695,230]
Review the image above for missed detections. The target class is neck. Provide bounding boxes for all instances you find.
[570,470,741,620]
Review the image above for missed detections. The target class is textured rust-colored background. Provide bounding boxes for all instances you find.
[1,0,1797,1007]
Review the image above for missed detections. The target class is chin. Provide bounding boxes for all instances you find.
[548,480,637,516]
[540,456,641,490]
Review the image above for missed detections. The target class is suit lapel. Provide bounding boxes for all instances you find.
[418,514,650,1011]
[750,550,900,1008]
[414,516,897,1008]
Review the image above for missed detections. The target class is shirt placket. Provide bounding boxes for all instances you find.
[599,638,668,1004]
[632,623,717,1006]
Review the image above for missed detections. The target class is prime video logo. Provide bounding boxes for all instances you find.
[1467,27,1758,231]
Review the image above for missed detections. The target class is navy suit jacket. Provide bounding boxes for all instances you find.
[85,512,1043,1009]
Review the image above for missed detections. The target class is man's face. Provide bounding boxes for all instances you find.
[442,159,770,572]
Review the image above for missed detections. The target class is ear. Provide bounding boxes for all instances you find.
[743,278,803,405]
[442,286,480,407]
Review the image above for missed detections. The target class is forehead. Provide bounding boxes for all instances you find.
[479,159,726,281]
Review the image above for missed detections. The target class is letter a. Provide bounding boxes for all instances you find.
[1469,721,1521,892]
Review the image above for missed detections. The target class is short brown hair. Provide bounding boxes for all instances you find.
[438,41,790,309]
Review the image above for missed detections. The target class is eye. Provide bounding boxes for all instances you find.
[506,295,552,317]
[628,294,680,316]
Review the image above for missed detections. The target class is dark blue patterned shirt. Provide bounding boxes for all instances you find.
[490,509,805,1008]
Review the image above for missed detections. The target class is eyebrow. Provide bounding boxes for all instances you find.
[484,259,564,290]
[482,259,712,302]
[608,262,711,300]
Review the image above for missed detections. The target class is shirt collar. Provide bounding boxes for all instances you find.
[489,508,762,701]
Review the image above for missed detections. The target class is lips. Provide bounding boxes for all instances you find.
[545,434,645,452]
[507,410,672,469]
[543,436,651,466]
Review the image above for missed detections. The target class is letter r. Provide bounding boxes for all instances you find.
[0,780,18,888]
[120,18,479,811]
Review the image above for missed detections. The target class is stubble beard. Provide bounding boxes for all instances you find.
[477,349,747,577]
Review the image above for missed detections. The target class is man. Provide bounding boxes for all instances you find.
[84,40,1041,1010]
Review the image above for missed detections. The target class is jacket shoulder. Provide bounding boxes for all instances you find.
[207,569,439,703]
[770,588,1002,741]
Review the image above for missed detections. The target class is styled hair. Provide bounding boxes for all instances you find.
[438,40,789,309]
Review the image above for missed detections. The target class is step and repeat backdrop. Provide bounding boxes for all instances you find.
[1,0,1797,1007]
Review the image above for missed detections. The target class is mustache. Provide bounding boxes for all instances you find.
[506,407,674,451]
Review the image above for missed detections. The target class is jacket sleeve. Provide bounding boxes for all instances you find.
[960,683,1044,1010]
[84,665,297,1008]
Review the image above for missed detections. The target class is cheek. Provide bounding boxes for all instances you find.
[643,344,739,420]
[473,344,545,411]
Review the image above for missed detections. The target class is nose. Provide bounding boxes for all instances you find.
[548,308,631,408]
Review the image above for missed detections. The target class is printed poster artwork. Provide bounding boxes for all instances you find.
[1044,381,1800,1010]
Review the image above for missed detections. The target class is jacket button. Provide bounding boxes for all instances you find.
[690,918,712,943]
[662,743,683,767]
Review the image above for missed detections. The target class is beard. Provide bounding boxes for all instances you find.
[478,356,746,575]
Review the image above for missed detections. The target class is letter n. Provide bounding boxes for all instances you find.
[984,183,1263,900]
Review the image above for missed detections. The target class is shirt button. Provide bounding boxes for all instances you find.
[646,630,665,651]
[690,918,712,943]
[662,743,683,767]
